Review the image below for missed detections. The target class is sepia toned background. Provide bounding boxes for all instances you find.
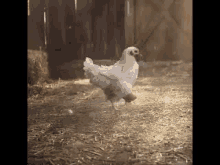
[28,0,192,79]
[28,1,192,164]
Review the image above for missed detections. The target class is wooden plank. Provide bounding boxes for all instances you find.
[125,0,134,47]
[115,0,125,58]
[28,0,45,50]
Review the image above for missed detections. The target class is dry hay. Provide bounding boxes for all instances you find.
[28,61,192,165]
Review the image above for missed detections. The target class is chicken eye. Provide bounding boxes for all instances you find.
[134,50,138,53]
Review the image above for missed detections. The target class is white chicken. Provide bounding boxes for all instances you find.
[83,46,142,113]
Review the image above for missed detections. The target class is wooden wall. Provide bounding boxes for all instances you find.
[45,0,76,78]
[28,0,192,79]
[76,0,125,60]
[125,0,192,61]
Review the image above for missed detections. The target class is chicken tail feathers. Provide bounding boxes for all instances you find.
[83,57,111,89]
[83,57,99,77]
[83,57,94,69]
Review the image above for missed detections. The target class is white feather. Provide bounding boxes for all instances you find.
[83,46,140,103]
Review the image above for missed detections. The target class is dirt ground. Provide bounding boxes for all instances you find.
[28,61,192,165]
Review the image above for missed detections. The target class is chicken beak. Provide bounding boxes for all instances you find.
[134,54,142,62]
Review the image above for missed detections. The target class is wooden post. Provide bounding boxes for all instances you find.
[125,0,134,47]
[133,0,136,45]
[28,0,45,50]
[45,0,49,50]
[115,0,125,58]
[47,0,64,79]
[106,0,117,59]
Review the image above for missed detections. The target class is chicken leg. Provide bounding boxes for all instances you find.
[125,101,132,107]
[110,100,119,114]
